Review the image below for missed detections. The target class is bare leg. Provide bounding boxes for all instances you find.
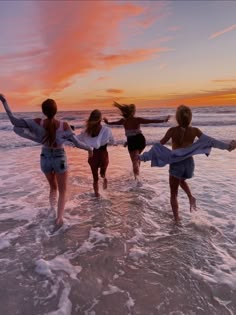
[129,150,140,179]
[180,179,196,212]
[44,172,58,210]
[100,163,108,190]
[169,175,181,222]
[102,177,108,190]
[55,171,68,226]
[93,180,100,197]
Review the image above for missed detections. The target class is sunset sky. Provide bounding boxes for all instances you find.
[0,0,236,111]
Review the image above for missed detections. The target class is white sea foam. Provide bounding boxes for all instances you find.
[35,255,82,280]
[129,246,148,261]
[45,285,72,315]
[73,227,112,256]
[102,284,124,295]
[0,239,10,250]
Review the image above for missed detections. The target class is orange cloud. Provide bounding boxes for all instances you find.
[97,76,109,81]
[67,87,236,110]
[100,47,172,69]
[36,1,157,92]
[212,79,236,83]
[106,89,124,94]
[209,24,236,39]
[122,87,236,109]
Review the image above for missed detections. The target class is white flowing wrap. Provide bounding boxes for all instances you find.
[139,134,231,167]
[77,126,114,149]
[0,97,92,151]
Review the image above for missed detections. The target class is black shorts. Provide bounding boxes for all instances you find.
[127,133,146,152]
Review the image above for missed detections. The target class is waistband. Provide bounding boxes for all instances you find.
[126,132,143,138]
[41,147,65,154]
[125,129,142,137]
[94,144,108,151]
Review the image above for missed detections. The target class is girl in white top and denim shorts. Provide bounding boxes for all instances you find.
[40,120,68,174]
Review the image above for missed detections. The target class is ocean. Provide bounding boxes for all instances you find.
[0,106,235,315]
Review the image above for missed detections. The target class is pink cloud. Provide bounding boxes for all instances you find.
[209,24,236,39]
[1,1,172,101]
[36,1,147,91]
[106,89,124,94]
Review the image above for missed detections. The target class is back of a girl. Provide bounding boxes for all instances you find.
[167,105,202,150]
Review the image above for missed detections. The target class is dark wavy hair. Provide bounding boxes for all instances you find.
[85,109,102,136]
[113,101,136,118]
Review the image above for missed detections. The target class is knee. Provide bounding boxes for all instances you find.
[50,183,58,191]
[93,177,99,183]
[170,190,178,198]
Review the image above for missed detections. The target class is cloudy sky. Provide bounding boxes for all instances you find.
[0,0,236,111]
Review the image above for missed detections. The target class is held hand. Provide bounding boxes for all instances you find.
[228,140,236,152]
[165,115,171,122]
[0,94,6,103]
[103,117,109,124]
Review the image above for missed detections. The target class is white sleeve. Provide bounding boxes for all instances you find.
[0,98,28,127]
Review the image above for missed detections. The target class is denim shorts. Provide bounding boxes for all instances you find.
[169,157,194,179]
[40,147,68,174]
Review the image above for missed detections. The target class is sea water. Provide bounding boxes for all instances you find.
[0,106,235,315]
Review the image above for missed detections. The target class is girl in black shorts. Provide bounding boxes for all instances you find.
[104,102,169,180]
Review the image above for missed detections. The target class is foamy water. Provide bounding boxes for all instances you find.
[0,107,236,314]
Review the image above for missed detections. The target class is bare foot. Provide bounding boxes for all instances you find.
[51,219,63,234]
[174,216,182,225]
[229,140,236,151]
[190,196,197,212]
[103,178,108,190]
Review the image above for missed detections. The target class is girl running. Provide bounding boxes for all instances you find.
[104,102,170,180]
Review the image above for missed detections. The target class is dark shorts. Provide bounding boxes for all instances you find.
[169,157,195,180]
[40,148,68,174]
[88,148,109,181]
[127,133,146,152]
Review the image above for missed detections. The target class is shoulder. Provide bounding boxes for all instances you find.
[191,126,202,136]
[190,127,201,134]
[167,126,176,135]
[135,117,142,123]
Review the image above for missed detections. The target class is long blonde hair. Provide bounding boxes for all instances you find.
[113,101,136,119]
[86,109,102,136]
[176,105,192,128]
[42,99,58,147]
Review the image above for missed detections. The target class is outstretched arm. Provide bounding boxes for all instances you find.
[160,128,173,145]
[63,122,93,155]
[103,117,124,126]
[137,115,170,125]
[0,94,28,127]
